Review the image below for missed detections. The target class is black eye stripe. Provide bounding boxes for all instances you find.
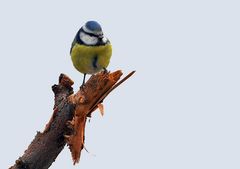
[76,28,109,46]
[85,31,97,37]
[81,28,101,37]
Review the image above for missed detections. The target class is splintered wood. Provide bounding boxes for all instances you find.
[65,70,135,164]
[9,70,135,169]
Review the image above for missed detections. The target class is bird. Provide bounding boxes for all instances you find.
[70,21,112,86]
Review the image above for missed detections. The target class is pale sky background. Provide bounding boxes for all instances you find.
[1,0,240,169]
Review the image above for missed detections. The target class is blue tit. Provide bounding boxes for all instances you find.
[70,21,112,86]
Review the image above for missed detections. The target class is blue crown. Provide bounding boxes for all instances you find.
[85,21,102,32]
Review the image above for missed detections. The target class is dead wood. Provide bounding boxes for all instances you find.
[9,70,135,169]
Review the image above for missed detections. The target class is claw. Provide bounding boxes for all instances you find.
[103,67,109,74]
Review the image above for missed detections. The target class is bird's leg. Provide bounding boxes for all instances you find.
[80,73,86,89]
[103,67,108,74]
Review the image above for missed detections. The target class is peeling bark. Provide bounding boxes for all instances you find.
[9,70,135,169]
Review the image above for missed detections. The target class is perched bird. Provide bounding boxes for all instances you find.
[70,21,112,86]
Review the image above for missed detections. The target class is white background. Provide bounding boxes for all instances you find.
[1,0,240,168]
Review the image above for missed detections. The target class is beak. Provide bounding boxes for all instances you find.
[98,32,104,38]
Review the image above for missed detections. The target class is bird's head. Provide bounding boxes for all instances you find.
[79,21,109,46]
[83,21,103,37]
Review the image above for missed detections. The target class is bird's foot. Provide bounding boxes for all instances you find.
[80,83,86,91]
[80,73,87,91]
[103,67,109,74]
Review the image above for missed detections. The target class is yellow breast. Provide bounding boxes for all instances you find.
[71,43,112,74]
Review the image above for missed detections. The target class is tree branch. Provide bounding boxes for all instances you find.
[9,70,135,169]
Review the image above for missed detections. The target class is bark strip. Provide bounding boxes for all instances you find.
[9,70,135,169]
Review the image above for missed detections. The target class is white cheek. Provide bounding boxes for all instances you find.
[80,32,98,45]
